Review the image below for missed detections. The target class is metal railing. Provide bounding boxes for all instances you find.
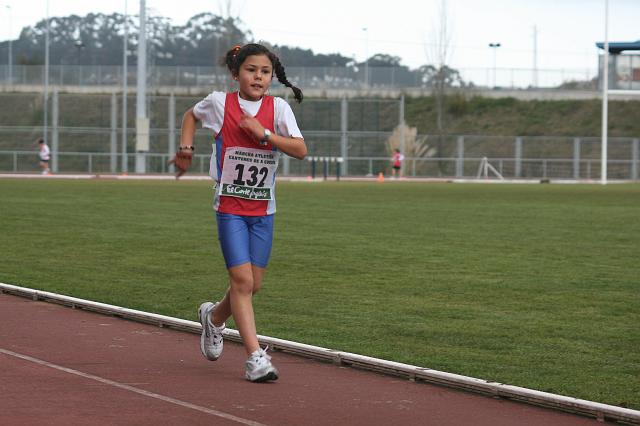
[2,150,638,181]
[0,64,601,91]
[0,151,209,175]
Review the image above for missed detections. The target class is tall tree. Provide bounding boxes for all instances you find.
[5,12,250,67]
[425,0,454,174]
[0,9,468,92]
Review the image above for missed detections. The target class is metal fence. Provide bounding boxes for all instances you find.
[0,92,638,179]
[0,64,599,91]
[2,138,638,180]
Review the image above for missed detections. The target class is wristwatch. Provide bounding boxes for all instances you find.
[260,129,271,146]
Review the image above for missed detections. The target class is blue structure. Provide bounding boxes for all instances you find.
[596,40,640,54]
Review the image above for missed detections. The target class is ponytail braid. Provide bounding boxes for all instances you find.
[271,55,303,103]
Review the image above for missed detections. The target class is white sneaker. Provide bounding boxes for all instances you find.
[245,347,279,382]
[198,302,225,361]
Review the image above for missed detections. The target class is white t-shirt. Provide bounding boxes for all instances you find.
[193,91,303,139]
[39,144,51,161]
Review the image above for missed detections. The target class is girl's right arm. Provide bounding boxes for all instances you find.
[180,107,198,148]
[169,107,199,178]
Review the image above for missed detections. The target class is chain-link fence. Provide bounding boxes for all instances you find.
[0,92,638,179]
[0,64,600,91]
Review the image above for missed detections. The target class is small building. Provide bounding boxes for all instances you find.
[596,40,640,90]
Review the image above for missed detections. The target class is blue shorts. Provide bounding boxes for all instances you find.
[216,212,274,269]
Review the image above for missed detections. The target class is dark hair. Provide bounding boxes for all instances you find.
[224,43,303,103]
[37,138,44,144]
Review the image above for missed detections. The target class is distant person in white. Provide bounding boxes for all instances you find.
[38,138,51,175]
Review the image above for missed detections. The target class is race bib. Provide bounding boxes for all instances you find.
[219,147,279,200]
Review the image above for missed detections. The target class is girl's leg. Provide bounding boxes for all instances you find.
[211,265,265,327]
[210,213,272,356]
[226,262,260,355]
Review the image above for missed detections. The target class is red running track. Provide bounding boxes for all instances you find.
[0,294,603,425]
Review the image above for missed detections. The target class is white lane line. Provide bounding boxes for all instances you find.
[0,348,266,426]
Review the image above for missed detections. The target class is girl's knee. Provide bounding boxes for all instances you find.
[229,264,264,295]
[230,274,254,295]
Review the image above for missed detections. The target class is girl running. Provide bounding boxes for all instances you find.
[171,43,306,382]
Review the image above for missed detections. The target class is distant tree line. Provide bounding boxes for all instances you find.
[0,12,471,89]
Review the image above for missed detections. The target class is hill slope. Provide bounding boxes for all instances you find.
[406,95,640,137]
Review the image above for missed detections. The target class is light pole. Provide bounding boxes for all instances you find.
[601,0,609,185]
[488,42,501,88]
[532,26,538,88]
[135,0,149,173]
[362,27,368,87]
[43,0,50,147]
[122,0,128,173]
[4,4,12,84]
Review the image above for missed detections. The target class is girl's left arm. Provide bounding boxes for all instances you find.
[239,113,307,160]
[267,134,307,160]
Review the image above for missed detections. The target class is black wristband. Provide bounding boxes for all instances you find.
[178,145,195,151]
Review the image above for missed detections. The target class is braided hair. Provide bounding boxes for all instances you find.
[224,43,303,103]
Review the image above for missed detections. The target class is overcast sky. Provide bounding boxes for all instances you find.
[2,0,638,76]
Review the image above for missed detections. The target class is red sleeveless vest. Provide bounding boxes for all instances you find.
[213,93,276,216]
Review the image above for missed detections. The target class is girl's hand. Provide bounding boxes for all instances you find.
[238,112,264,142]
[168,149,193,179]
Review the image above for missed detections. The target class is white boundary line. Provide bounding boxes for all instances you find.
[1,282,639,424]
[0,173,211,180]
[0,348,265,426]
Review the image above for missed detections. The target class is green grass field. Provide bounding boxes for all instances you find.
[1,179,638,409]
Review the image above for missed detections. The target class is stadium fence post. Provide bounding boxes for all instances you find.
[168,93,175,175]
[456,136,464,177]
[632,138,639,180]
[340,97,348,176]
[573,137,581,179]
[282,152,290,176]
[51,90,59,173]
[399,95,405,155]
[323,157,329,181]
[515,137,522,178]
[110,92,118,173]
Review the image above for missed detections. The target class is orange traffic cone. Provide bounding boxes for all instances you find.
[377,172,384,183]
